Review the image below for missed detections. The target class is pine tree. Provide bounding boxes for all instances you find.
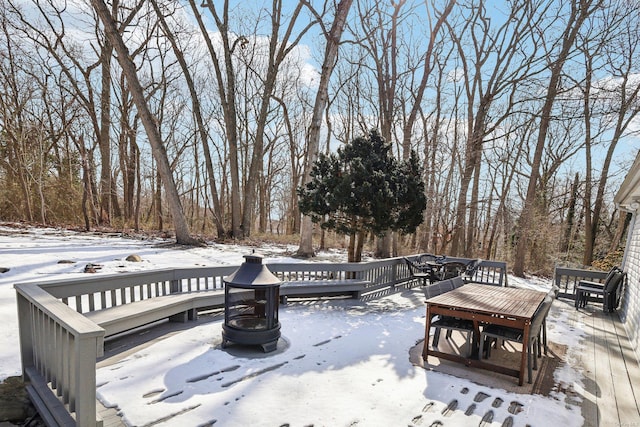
[298,130,426,262]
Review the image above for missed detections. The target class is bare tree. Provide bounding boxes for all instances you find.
[270,64,311,236]
[446,0,550,257]
[298,0,353,257]
[150,0,225,238]
[7,0,102,225]
[91,0,200,245]
[240,1,318,237]
[513,0,602,276]
[191,0,244,238]
[482,117,532,260]
[0,11,36,221]
[579,3,640,264]
[7,0,153,228]
[197,0,317,239]
[401,0,455,159]
[353,0,408,258]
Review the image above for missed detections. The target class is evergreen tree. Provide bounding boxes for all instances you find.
[298,129,427,262]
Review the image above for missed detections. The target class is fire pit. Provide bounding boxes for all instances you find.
[222,254,281,352]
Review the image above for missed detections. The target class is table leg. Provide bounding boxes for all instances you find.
[519,323,530,386]
[470,320,481,359]
[423,305,432,361]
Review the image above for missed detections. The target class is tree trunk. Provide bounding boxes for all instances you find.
[560,173,580,254]
[272,95,301,235]
[154,170,163,231]
[375,232,392,259]
[98,34,113,226]
[347,230,356,263]
[298,0,353,257]
[118,79,135,222]
[194,0,242,238]
[609,211,630,253]
[151,0,225,238]
[355,230,365,263]
[134,140,141,232]
[451,89,489,256]
[582,53,594,266]
[91,0,200,245]
[587,81,640,262]
[241,1,316,237]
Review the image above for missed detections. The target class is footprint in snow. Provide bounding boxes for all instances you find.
[479,410,494,427]
[508,401,524,414]
[441,399,458,416]
[148,390,183,404]
[465,403,476,416]
[502,416,514,427]
[473,391,490,402]
[142,388,165,398]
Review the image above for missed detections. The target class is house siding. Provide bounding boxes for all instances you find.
[621,213,640,364]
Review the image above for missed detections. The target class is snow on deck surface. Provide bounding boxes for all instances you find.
[0,225,586,426]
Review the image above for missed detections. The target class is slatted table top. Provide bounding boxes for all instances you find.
[426,283,546,319]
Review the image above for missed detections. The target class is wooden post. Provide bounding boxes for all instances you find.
[16,292,35,379]
[73,335,100,426]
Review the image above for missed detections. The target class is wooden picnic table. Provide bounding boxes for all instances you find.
[422,283,546,385]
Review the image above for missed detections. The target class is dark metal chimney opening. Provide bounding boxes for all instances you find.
[222,254,281,353]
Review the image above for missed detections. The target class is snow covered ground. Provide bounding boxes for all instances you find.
[0,224,584,426]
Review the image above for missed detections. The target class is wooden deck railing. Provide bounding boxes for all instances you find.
[553,266,608,299]
[35,267,237,313]
[16,284,105,426]
[14,256,506,426]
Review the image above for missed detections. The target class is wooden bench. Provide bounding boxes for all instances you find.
[82,278,369,337]
[82,279,371,338]
[84,290,225,337]
[279,279,370,303]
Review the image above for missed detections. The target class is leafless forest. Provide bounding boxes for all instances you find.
[1,0,638,275]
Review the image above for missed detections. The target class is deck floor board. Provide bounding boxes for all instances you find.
[609,312,640,426]
[571,299,640,427]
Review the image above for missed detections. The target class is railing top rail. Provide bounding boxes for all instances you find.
[14,268,180,298]
[15,283,105,338]
[15,266,240,298]
[172,266,237,280]
[14,257,506,297]
[267,258,401,270]
[554,266,608,276]
[14,263,382,298]
[476,259,507,267]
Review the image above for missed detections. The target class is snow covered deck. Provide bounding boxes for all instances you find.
[93,287,640,427]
